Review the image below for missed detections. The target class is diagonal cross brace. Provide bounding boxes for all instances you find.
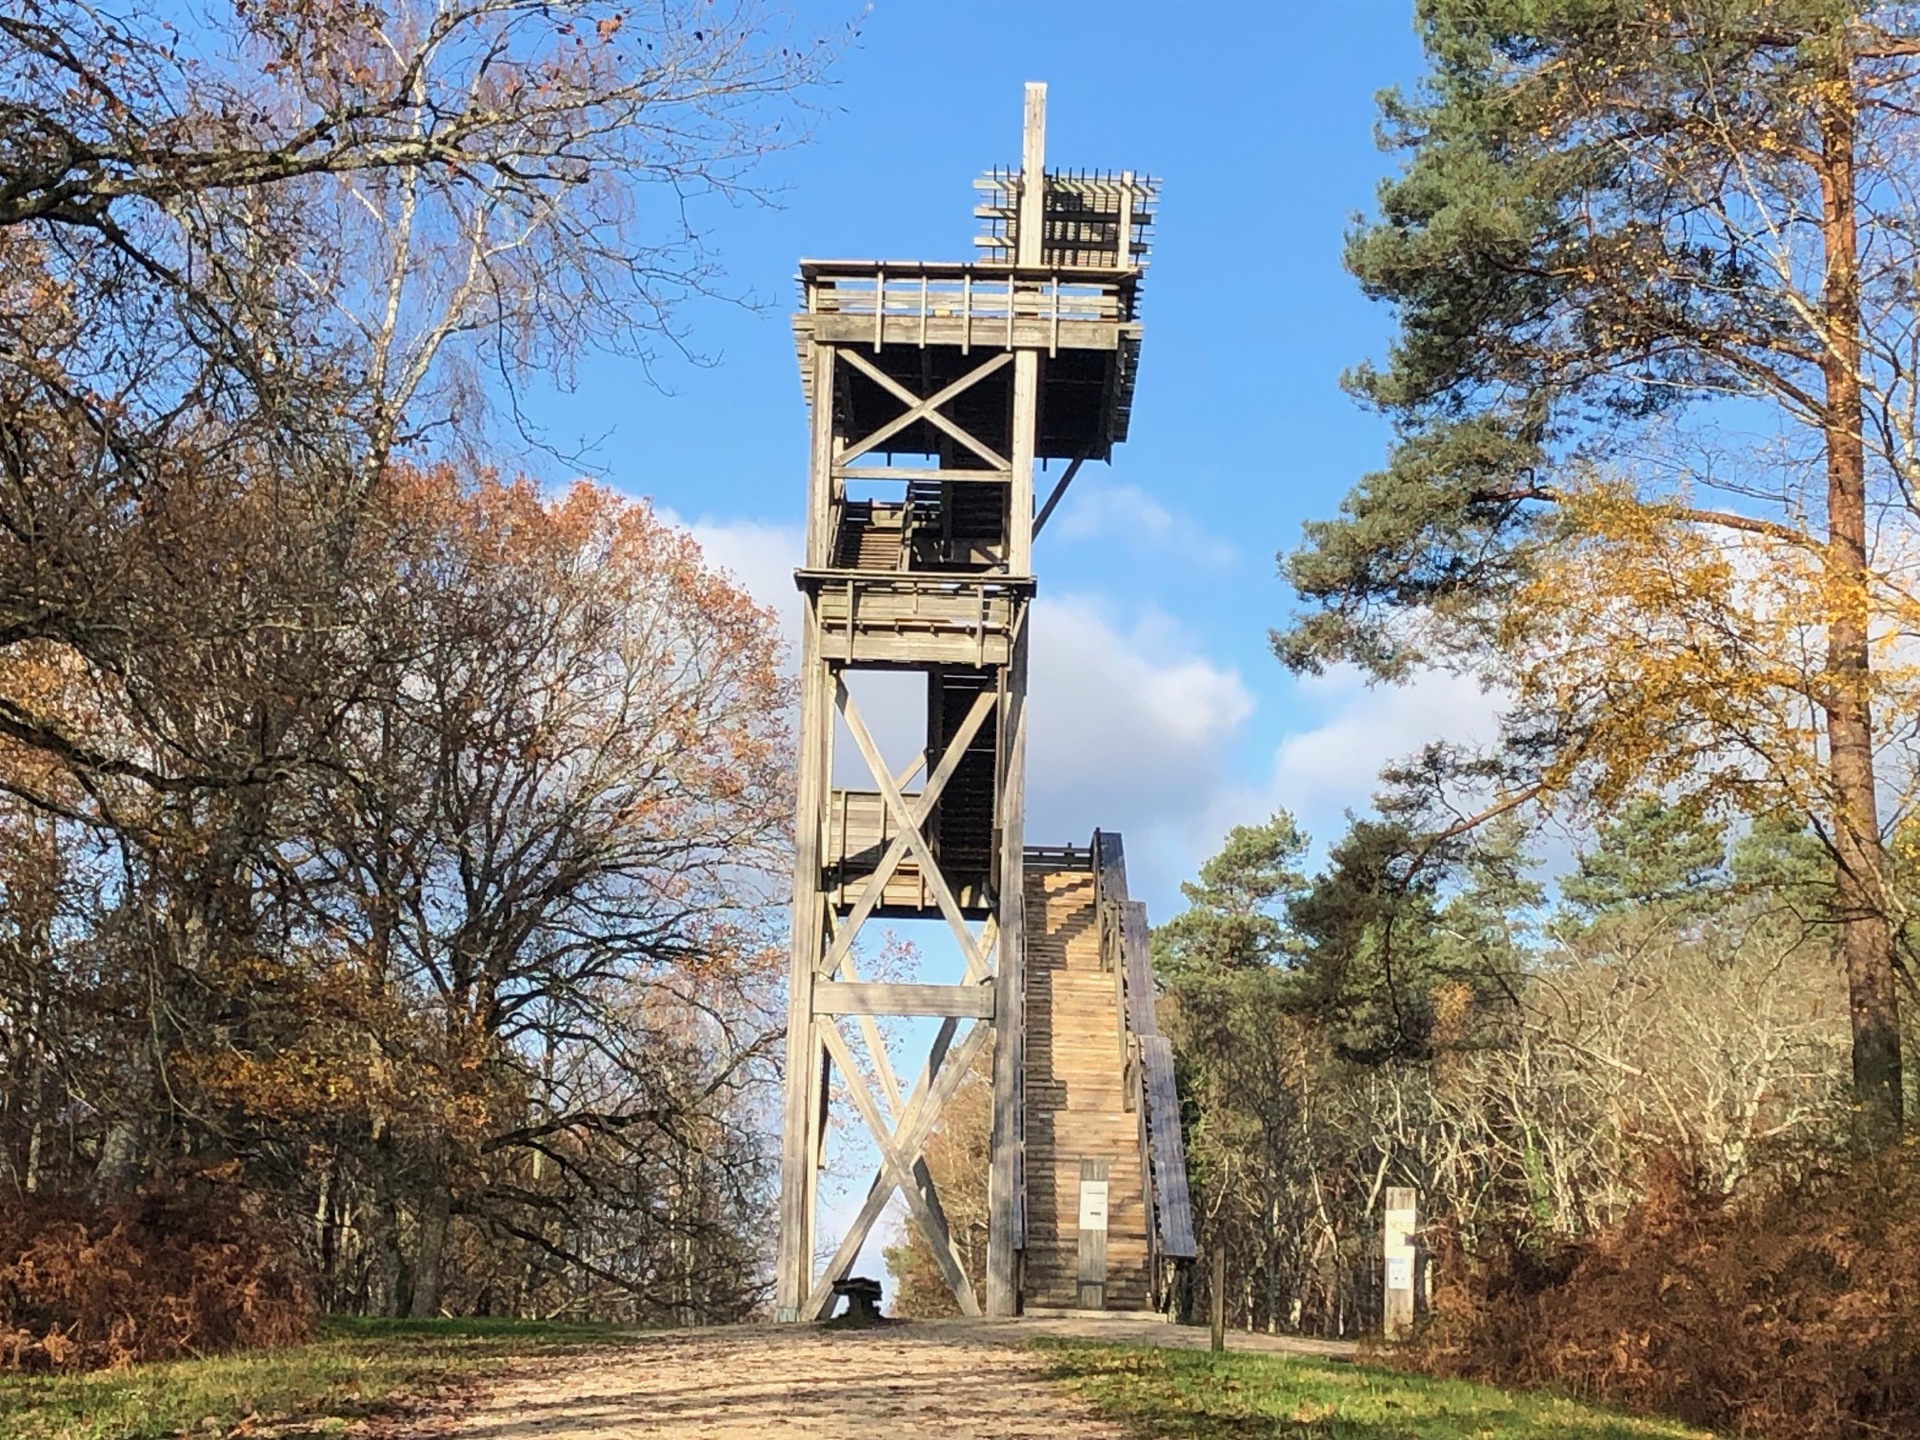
[819,1021,980,1315]
[836,350,1013,472]
[804,1016,992,1319]
[838,682,992,981]
[818,684,997,981]
[838,726,930,1120]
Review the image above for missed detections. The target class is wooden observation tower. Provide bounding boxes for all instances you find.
[774,84,1194,1322]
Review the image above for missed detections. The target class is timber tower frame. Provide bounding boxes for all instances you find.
[775,85,1191,1322]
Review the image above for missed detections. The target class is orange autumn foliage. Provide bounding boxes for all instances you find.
[0,1188,313,1371]
[1407,1143,1920,1439]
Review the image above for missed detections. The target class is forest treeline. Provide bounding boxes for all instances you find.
[1180,4,1920,1437]
[0,0,825,1355]
[1159,799,1918,1437]
[1157,804,1843,1323]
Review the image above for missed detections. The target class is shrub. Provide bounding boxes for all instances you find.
[1406,1143,1920,1439]
[0,1189,314,1371]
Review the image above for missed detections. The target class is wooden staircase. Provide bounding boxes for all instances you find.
[1021,867,1153,1310]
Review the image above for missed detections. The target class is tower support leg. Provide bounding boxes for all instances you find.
[987,341,1040,1316]
[775,606,832,1319]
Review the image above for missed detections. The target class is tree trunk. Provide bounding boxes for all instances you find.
[369,1154,407,1317]
[1818,63,1903,1142]
[89,1116,143,1200]
[410,1174,451,1319]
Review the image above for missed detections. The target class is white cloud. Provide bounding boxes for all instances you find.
[1026,594,1254,901]
[1053,480,1237,570]
[1263,664,1507,843]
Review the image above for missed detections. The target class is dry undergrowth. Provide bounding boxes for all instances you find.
[0,1187,312,1371]
[1407,1144,1920,1439]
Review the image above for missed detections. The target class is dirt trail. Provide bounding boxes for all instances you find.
[425,1317,1352,1439]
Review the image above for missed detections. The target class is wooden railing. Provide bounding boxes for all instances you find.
[1093,831,1198,1266]
[801,260,1138,347]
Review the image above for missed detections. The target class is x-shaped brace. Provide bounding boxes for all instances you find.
[818,682,999,983]
[820,1021,980,1315]
[836,350,1013,472]
[804,1015,993,1319]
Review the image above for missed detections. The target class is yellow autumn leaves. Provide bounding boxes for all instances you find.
[1499,474,1919,823]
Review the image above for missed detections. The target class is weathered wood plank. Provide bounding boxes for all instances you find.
[987,621,1030,1313]
[1140,1035,1197,1259]
[1120,900,1156,1038]
[772,348,845,1317]
[1095,829,1130,903]
[835,467,1013,484]
[1018,83,1047,269]
[814,982,995,1019]
[806,314,1125,352]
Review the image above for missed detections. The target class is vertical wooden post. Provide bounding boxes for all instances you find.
[805,344,836,570]
[1209,1245,1225,1353]
[1006,85,1043,581]
[1017,82,1047,268]
[774,612,832,1320]
[986,633,1029,1315]
[1007,354,1039,578]
[986,83,1045,1320]
[774,342,842,1321]
[1384,1186,1417,1340]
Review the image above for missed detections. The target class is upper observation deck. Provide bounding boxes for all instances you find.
[792,170,1157,466]
[793,263,1142,463]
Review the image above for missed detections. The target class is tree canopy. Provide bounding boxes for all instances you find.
[0,0,823,1329]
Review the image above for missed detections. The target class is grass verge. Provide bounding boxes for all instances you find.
[0,1315,628,1440]
[1035,1340,1716,1440]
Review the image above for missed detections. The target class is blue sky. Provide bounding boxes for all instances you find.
[520,0,1503,918]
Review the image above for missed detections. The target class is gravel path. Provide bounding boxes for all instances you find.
[418,1315,1358,1440]
[429,1320,1132,1440]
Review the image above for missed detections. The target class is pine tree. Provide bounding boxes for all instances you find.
[1557,800,1730,927]
[1283,1,1920,1137]
[1153,811,1310,978]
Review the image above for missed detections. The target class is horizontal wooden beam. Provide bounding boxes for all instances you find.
[814,982,996,1019]
[836,467,1012,483]
[799,257,1144,284]
[809,315,1124,352]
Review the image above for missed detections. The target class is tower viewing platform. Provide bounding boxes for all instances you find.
[774,84,1192,1326]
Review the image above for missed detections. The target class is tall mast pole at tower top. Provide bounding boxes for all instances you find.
[1018,82,1046,268]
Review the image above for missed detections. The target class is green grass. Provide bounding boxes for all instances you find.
[0,1315,628,1440]
[1035,1341,1716,1440]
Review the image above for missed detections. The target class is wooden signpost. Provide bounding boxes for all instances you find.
[1384,1186,1418,1339]
[1210,1246,1226,1352]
